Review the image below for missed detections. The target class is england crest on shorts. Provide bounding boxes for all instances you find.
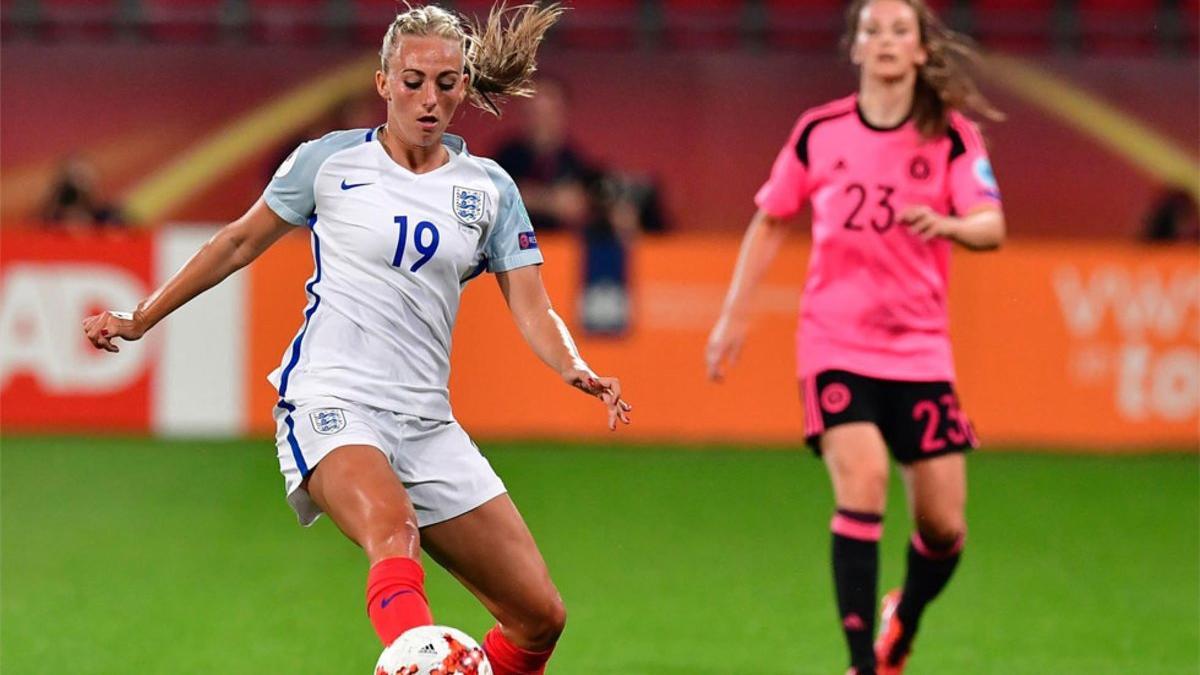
[452,186,486,225]
[309,408,346,435]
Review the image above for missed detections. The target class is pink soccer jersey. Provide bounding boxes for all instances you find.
[755,95,1002,382]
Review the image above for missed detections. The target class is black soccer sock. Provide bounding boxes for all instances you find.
[831,509,883,672]
[892,530,964,657]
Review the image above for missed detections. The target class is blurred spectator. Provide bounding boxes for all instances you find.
[492,77,668,237]
[493,78,596,232]
[39,155,125,227]
[600,170,670,235]
[1141,186,1200,242]
[493,77,672,336]
[577,171,633,336]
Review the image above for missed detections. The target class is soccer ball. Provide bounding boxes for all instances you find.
[375,625,492,675]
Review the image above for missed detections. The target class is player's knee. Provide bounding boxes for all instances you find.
[863,468,889,495]
[915,519,965,553]
[512,596,567,649]
[839,469,889,512]
[364,516,421,561]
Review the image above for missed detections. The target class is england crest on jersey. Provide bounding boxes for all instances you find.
[453,186,486,225]
[309,408,346,435]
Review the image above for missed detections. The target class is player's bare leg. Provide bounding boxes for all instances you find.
[307,444,420,561]
[421,493,564,675]
[305,444,433,644]
[876,453,967,672]
[823,423,890,513]
[822,423,890,674]
[902,452,966,548]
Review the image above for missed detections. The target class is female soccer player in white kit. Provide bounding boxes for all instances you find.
[82,5,629,673]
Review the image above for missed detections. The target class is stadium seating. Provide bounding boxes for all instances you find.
[449,0,500,19]
[348,0,400,45]
[970,0,1058,52]
[537,0,643,49]
[661,0,747,50]
[1077,0,1162,54]
[1,0,26,39]
[762,0,846,51]
[247,0,329,43]
[760,0,956,52]
[4,0,1193,53]
[36,0,124,41]
[140,0,227,43]
[1179,0,1198,52]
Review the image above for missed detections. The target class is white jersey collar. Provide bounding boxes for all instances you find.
[371,129,468,179]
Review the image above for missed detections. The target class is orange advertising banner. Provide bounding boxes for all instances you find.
[951,242,1197,447]
[246,233,1198,449]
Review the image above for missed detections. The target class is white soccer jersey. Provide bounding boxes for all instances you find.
[263,128,543,420]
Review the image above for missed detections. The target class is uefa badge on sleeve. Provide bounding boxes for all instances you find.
[309,408,346,435]
[452,186,486,225]
[973,157,1001,199]
[518,231,538,250]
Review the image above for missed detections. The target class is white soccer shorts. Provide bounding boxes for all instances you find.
[272,396,506,528]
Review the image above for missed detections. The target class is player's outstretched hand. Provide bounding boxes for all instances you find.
[566,370,632,431]
[81,310,145,353]
[705,314,748,382]
[902,205,959,242]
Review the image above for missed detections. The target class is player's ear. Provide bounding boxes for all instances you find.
[459,70,471,103]
[850,42,863,66]
[375,70,390,100]
[914,45,928,67]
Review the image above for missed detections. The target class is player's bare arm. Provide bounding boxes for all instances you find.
[496,265,632,430]
[706,209,793,382]
[902,203,1005,250]
[81,198,292,352]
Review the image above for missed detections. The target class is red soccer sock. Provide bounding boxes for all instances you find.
[483,625,556,675]
[366,556,433,645]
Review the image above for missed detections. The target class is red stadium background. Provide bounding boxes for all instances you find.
[2,15,1197,448]
[3,44,1197,238]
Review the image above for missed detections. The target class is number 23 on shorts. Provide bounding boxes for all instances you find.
[912,393,975,453]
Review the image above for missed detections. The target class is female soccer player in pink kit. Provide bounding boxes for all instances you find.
[84,5,631,674]
[707,1,1005,673]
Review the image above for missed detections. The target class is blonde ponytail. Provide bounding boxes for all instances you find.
[464,3,565,116]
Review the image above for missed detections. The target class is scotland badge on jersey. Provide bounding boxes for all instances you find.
[453,186,486,225]
[309,408,346,435]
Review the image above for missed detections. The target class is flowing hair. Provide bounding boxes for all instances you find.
[380,2,565,117]
[842,0,1004,138]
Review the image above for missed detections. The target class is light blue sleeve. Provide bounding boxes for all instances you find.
[262,129,367,226]
[480,159,544,273]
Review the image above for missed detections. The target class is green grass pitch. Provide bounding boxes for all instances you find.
[2,436,1197,674]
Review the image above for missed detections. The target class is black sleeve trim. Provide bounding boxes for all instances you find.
[947,125,967,163]
[794,110,853,168]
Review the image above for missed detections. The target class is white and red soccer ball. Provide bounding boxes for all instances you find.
[375,625,492,675]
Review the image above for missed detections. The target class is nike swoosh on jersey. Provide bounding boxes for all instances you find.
[340,179,372,190]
